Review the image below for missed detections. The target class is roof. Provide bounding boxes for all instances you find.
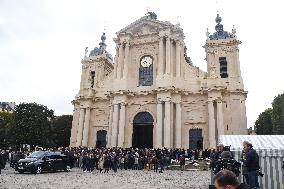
[89,32,113,61]
[116,14,174,35]
[218,135,284,151]
[209,14,236,40]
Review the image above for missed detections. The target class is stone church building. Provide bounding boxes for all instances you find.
[70,12,247,149]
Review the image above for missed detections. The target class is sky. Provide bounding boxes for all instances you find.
[0,0,284,128]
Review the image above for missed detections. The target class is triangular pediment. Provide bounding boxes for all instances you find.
[117,16,173,36]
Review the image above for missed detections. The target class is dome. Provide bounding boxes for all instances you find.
[209,14,235,40]
[89,32,113,60]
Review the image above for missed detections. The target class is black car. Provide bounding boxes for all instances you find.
[15,151,71,174]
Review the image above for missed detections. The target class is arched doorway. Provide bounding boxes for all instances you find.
[189,128,203,150]
[96,130,107,148]
[132,112,154,148]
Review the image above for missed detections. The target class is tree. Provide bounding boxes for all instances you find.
[254,108,273,135]
[11,103,54,148]
[272,92,284,134]
[50,115,72,147]
[0,112,14,148]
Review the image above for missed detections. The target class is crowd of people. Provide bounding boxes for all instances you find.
[70,147,212,173]
[0,147,213,174]
[2,141,280,189]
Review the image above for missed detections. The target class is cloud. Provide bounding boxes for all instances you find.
[1,0,284,128]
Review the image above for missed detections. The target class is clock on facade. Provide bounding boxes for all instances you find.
[140,56,153,67]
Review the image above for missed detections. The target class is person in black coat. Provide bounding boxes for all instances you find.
[88,154,95,172]
[104,155,111,173]
[3,150,9,165]
[85,154,93,172]
[112,154,118,173]
[82,153,89,172]
[243,141,260,188]
[63,150,75,169]
[152,156,158,172]
[0,151,5,174]
[159,155,165,173]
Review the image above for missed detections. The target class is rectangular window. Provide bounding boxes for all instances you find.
[90,71,95,88]
[219,57,228,78]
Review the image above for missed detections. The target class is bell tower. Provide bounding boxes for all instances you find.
[78,32,113,97]
[204,14,247,149]
[71,32,113,147]
[204,14,243,90]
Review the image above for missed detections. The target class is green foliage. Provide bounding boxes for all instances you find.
[0,103,73,149]
[255,92,284,135]
[272,93,284,134]
[255,108,273,135]
[12,103,54,148]
[50,115,73,147]
[0,112,14,148]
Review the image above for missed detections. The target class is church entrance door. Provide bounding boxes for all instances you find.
[132,112,154,148]
[189,129,203,150]
[96,130,107,148]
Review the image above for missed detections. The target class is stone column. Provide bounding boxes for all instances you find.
[156,101,163,148]
[117,44,123,79]
[113,45,119,79]
[76,108,85,147]
[82,108,91,147]
[111,104,119,147]
[164,101,171,148]
[208,101,216,148]
[118,103,126,147]
[175,102,182,148]
[158,36,164,75]
[70,108,79,146]
[113,56,118,79]
[176,41,181,77]
[180,43,185,78]
[107,105,113,147]
[166,36,171,74]
[93,127,98,147]
[217,99,224,136]
[123,42,129,79]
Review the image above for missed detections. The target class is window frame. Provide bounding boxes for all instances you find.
[138,55,153,86]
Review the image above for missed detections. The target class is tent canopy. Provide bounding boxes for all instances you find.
[218,135,284,151]
[219,135,284,189]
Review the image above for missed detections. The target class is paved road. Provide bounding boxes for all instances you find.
[0,167,210,189]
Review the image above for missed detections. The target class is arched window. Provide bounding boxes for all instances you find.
[139,56,153,86]
[132,112,154,148]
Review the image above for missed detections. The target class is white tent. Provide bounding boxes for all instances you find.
[219,135,284,189]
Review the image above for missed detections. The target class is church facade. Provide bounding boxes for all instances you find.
[70,12,247,149]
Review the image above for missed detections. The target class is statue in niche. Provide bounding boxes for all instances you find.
[84,47,88,58]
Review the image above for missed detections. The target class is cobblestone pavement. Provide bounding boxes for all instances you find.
[0,167,210,189]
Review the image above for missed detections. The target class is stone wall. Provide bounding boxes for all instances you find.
[181,94,209,149]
